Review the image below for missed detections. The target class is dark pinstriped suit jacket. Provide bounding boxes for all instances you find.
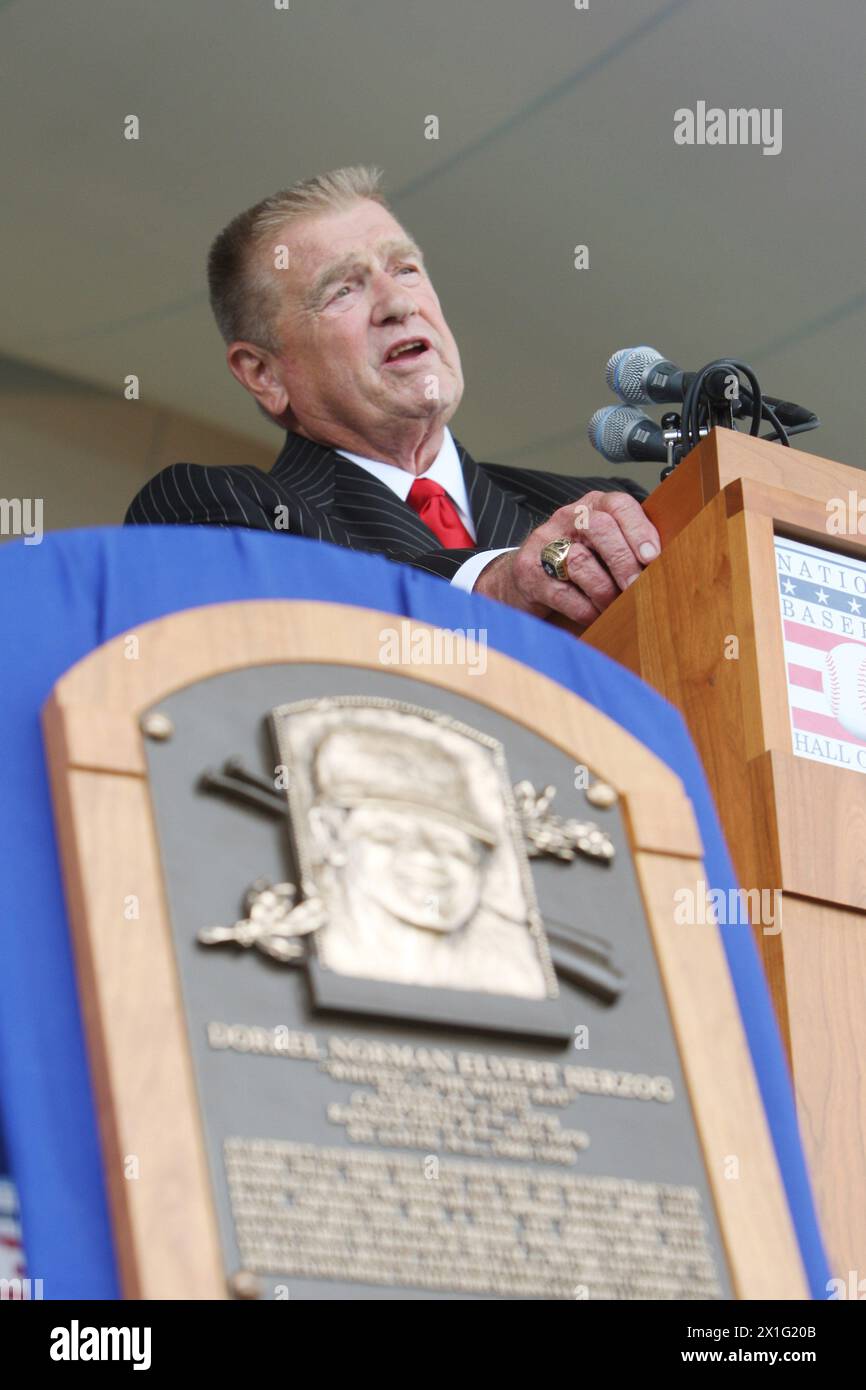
[125,430,647,581]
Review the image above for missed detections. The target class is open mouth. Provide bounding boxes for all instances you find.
[383,338,431,366]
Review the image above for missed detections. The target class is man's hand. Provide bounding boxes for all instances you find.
[474,491,660,631]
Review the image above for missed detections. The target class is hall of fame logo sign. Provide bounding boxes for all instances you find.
[777,536,866,772]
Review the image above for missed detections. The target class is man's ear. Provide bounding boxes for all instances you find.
[226,340,291,420]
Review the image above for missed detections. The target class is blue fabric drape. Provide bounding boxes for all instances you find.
[0,526,828,1298]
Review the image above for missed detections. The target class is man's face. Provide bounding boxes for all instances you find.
[339,805,485,932]
[249,200,464,442]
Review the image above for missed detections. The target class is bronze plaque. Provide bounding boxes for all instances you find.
[142,663,731,1300]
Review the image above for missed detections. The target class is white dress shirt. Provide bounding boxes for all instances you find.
[335,429,511,592]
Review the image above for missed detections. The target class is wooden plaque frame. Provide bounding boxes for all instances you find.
[42,599,808,1299]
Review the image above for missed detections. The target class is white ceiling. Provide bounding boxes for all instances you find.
[2,0,864,494]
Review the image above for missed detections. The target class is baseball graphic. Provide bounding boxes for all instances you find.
[825,642,866,741]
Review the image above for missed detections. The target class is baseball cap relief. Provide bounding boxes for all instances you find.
[312,726,497,844]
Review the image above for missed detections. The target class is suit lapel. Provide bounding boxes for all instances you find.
[331,454,444,552]
[267,432,337,547]
[270,430,535,554]
[270,432,337,512]
[456,441,535,549]
[271,432,440,552]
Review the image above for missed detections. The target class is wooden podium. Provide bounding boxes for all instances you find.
[584,429,866,1279]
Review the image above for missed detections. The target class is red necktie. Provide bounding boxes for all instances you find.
[406,477,475,548]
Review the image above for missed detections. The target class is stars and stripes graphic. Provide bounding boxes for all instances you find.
[777,537,866,772]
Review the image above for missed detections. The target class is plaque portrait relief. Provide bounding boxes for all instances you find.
[270,698,556,1002]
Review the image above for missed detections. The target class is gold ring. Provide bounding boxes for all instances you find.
[540,538,572,581]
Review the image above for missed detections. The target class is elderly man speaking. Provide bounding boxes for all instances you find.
[126,166,659,630]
